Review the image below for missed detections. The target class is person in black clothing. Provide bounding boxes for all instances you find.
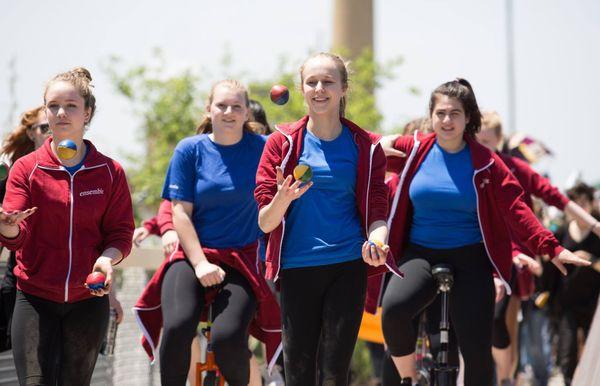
[547,182,600,385]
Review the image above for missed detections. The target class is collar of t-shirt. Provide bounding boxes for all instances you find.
[63,144,89,175]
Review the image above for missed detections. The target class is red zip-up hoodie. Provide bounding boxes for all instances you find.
[254,115,402,281]
[0,138,134,303]
[366,132,565,312]
[500,152,569,299]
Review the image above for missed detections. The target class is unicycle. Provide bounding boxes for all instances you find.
[196,305,225,386]
[429,264,458,386]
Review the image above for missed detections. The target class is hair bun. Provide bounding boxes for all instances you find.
[70,67,92,82]
[455,77,473,92]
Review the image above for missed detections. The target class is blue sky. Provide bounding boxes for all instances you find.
[1,0,598,187]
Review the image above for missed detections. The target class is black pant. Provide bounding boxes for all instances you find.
[556,308,593,385]
[492,286,512,349]
[160,260,256,386]
[0,251,17,351]
[382,243,495,386]
[12,290,109,386]
[279,258,367,386]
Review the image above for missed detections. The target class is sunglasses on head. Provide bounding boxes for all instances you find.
[32,123,50,134]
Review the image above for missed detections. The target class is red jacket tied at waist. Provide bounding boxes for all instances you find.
[133,243,282,370]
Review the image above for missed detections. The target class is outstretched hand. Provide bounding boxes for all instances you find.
[551,249,591,275]
[0,207,37,226]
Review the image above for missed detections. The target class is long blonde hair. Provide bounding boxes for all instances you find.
[196,79,263,134]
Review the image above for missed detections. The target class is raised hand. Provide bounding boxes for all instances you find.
[274,166,312,203]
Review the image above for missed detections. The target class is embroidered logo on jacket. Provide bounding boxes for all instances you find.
[479,178,490,189]
[80,188,104,197]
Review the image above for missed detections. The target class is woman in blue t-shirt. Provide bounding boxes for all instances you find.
[160,79,267,386]
[380,79,589,386]
[255,52,395,386]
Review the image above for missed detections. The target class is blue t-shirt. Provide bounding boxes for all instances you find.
[64,144,88,175]
[162,132,266,249]
[409,142,482,249]
[281,126,364,268]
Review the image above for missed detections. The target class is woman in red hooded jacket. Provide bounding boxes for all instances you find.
[378,79,589,386]
[255,52,400,386]
[0,67,134,385]
[476,111,600,385]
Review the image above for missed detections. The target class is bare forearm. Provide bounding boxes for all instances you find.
[173,210,207,267]
[258,195,292,234]
[564,201,600,235]
[100,247,123,264]
[368,220,389,243]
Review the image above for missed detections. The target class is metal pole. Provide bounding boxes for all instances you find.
[506,0,516,134]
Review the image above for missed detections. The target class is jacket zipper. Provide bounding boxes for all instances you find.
[37,163,106,302]
[472,160,511,294]
[65,172,77,302]
[364,142,375,235]
[272,126,293,282]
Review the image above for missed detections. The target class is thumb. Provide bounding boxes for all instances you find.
[276,166,284,184]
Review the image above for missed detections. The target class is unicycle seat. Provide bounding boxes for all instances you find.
[431,264,454,293]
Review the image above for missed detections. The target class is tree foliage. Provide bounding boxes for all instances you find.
[106,49,411,214]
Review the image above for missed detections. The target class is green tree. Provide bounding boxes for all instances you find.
[106,49,413,217]
[105,55,203,213]
[248,49,406,133]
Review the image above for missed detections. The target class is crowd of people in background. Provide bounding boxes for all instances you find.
[0,53,597,386]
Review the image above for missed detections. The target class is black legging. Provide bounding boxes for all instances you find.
[492,284,512,349]
[382,243,495,386]
[160,260,256,386]
[0,251,17,351]
[280,258,367,386]
[11,290,109,386]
